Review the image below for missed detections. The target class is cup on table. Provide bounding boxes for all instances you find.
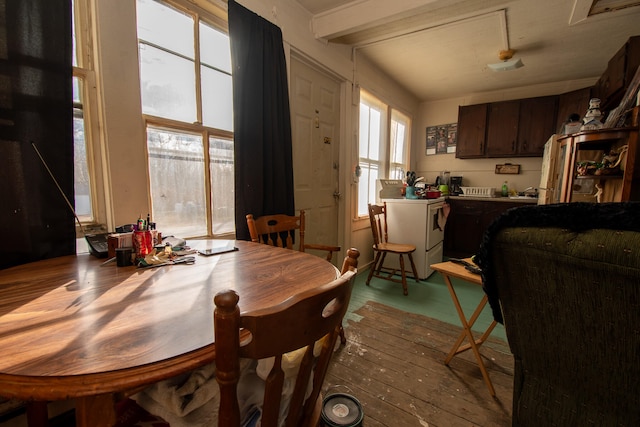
[116,247,133,267]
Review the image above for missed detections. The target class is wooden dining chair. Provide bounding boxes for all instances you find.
[214,249,359,427]
[246,210,341,262]
[366,202,419,295]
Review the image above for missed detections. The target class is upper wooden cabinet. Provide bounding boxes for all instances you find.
[457,95,557,158]
[456,104,487,158]
[486,100,519,157]
[518,96,559,156]
[555,87,592,132]
[593,36,640,111]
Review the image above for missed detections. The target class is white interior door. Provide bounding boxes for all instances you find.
[290,57,341,259]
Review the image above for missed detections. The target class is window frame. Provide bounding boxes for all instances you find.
[72,0,107,233]
[137,0,234,238]
[355,89,412,221]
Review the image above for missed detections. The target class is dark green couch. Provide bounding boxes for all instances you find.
[476,202,640,426]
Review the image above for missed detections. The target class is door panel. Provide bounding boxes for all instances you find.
[290,57,340,257]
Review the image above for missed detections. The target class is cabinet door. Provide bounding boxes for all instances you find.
[556,87,591,133]
[481,202,523,231]
[486,100,519,157]
[443,200,484,258]
[518,96,558,156]
[456,104,487,158]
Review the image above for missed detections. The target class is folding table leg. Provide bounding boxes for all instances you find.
[442,274,497,397]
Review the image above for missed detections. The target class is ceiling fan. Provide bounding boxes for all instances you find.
[487,49,524,72]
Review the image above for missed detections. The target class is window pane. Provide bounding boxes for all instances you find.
[72,0,78,67]
[136,0,194,59]
[147,127,207,237]
[200,22,231,73]
[139,43,196,122]
[359,104,369,158]
[369,108,381,161]
[357,163,379,217]
[202,66,233,131]
[209,137,234,234]
[390,120,405,164]
[73,76,92,219]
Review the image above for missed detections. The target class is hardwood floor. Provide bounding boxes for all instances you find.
[323,270,514,427]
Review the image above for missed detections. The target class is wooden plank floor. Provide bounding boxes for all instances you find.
[323,272,514,427]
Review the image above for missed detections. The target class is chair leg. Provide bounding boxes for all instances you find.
[339,324,346,345]
[398,254,408,295]
[408,253,420,282]
[366,252,382,285]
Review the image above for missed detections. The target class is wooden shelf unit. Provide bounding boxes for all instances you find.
[557,124,639,203]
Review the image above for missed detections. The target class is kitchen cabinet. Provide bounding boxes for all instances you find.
[457,95,558,158]
[593,36,640,111]
[555,87,592,133]
[518,96,558,156]
[456,104,487,158]
[443,198,531,258]
[556,120,640,203]
[486,100,519,157]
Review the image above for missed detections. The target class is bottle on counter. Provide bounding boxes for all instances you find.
[501,181,509,197]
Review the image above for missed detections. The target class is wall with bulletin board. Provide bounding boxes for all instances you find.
[426,123,457,155]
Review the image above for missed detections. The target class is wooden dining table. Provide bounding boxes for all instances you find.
[0,240,339,426]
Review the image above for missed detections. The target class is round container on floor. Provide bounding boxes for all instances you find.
[321,393,364,427]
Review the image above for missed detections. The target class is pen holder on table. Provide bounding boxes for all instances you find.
[133,230,154,257]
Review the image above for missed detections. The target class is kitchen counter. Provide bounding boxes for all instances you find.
[382,196,447,204]
[447,195,538,204]
[444,196,538,258]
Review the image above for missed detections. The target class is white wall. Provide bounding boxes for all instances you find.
[415,77,597,193]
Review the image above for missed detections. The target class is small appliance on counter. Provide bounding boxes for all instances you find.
[450,176,463,195]
[377,179,404,200]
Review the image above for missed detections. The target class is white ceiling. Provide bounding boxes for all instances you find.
[295,0,640,102]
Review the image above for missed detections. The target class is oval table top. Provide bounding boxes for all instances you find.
[0,240,339,400]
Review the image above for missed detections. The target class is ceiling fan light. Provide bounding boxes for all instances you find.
[488,57,524,72]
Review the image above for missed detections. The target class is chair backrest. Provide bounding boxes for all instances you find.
[367,203,388,246]
[476,202,640,426]
[214,249,360,427]
[247,211,341,262]
[246,211,305,251]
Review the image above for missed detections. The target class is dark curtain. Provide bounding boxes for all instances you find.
[0,0,74,269]
[228,0,295,241]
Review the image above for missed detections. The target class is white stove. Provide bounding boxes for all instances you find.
[381,197,448,279]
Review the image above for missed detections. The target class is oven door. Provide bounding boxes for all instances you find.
[427,202,446,250]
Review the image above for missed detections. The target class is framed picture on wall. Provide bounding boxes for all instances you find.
[426,123,457,155]
[446,123,457,153]
[426,127,437,155]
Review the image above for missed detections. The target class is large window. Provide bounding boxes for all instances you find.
[357,90,411,217]
[136,0,234,238]
[358,91,386,217]
[389,109,410,180]
[72,0,102,225]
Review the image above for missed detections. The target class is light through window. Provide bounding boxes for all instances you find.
[357,90,411,217]
[358,91,385,217]
[72,0,97,222]
[390,109,410,180]
[137,0,234,237]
